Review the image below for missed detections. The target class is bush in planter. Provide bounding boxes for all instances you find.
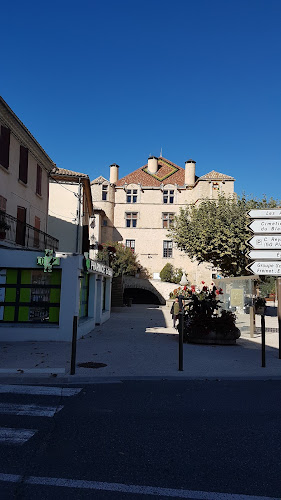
[160,263,184,284]
[182,285,240,343]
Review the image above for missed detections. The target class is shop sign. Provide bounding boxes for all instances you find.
[84,254,113,277]
[37,249,60,272]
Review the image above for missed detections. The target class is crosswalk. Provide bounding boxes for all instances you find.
[0,384,82,446]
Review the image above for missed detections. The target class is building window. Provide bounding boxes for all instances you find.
[126,212,137,228]
[126,240,135,253]
[79,272,89,319]
[127,189,137,203]
[102,184,108,201]
[103,219,108,227]
[36,165,42,195]
[0,196,7,241]
[0,126,10,170]
[16,206,26,246]
[163,189,174,204]
[162,213,174,228]
[0,195,7,212]
[0,269,61,323]
[163,240,173,258]
[19,145,28,184]
[33,216,40,248]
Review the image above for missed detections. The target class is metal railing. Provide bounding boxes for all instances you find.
[0,211,59,251]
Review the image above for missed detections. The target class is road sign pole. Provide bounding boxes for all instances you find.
[277,278,281,360]
[261,315,266,368]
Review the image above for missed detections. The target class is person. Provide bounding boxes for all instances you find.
[170,297,180,329]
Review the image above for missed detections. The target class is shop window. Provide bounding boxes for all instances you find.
[0,126,10,170]
[126,212,137,228]
[162,213,174,228]
[127,189,137,203]
[163,240,173,258]
[163,189,174,204]
[36,165,42,195]
[79,273,89,319]
[19,146,28,184]
[0,269,61,323]
[126,239,135,253]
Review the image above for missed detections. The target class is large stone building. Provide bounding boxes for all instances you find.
[90,156,235,285]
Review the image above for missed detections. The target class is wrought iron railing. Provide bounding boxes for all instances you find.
[0,211,59,251]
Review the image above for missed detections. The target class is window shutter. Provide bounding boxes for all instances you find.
[36,165,42,195]
[0,126,10,169]
[19,146,28,184]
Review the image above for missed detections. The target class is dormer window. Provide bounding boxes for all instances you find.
[163,189,174,204]
[127,189,137,203]
[102,184,108,200]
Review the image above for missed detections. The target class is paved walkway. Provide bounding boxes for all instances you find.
[0,304,280,382]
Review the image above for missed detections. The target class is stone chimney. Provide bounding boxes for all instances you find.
[147,156,158,174]
[185,159,196,186]
[109,164,119,184]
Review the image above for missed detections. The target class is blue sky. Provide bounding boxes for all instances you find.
[1,0,280,199]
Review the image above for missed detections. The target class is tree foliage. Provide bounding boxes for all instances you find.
[160,263,183,284]
[168,194,281,277]
[97,241,141,277]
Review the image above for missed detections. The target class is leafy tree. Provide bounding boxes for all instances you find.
[160,263,183,283]
[168,193,281,277]
[97,241,141,277]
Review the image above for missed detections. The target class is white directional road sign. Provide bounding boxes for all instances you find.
[249,219,281,233]
[248,250,281,259]
[249,235,281,249]
[247,261,281,276]
[248,209,281,218]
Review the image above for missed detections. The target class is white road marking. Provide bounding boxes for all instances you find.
[0,473,278,499]
[0,385,81,396]
[0,428,37,445]
[0,403,63,417]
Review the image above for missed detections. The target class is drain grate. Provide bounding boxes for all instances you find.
[77,362,107,369]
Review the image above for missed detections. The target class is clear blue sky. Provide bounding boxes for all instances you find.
[1,0,280,199]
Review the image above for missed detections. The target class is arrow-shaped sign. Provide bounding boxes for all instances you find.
[248,235,281,249]
[248,209,281,218]
[249,220,281,233]
[248,250,281,259]
[247,261,281,276]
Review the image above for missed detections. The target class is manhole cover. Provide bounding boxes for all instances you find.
[77,362,107,369]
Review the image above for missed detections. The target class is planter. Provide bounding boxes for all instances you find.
[185,327,241,345]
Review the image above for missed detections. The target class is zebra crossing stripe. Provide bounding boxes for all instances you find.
[0,428,37,445]
[0,403,64,417]
[0,385,82,397]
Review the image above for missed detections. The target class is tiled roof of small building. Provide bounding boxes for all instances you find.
[199,170,235,180]
[91,176,108,184]
[51,167,89,178]
[116,157,186,187]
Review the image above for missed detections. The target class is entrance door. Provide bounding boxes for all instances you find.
[16,206,26,246]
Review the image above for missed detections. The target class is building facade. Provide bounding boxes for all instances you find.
[90,156,235,285]
[0,96,57,251]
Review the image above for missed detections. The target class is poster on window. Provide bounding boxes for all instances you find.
[0,270,6,321]
[29,270,50,322]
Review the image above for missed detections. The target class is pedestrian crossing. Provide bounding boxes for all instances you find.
[0,384,82,446]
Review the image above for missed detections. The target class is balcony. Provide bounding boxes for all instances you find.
[0,211,59,251]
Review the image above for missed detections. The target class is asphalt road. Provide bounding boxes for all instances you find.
[0,380,280,499]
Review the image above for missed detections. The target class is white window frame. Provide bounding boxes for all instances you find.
[163,189,174,204]
[162,212,174,228]
[126,188,138,203]
[102,184,108,201]
[126,239,135,253]
[163,240,173,258]
[125,212,138,228]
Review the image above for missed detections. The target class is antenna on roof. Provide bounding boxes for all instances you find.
[160,148,162,157]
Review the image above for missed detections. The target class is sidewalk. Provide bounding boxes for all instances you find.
[0,304,280,383]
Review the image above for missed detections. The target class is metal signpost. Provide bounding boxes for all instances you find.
[247,209,281,364]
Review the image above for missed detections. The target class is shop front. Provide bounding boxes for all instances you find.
[0,248,113,341]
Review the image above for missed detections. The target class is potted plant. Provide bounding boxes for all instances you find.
[182,284,240,345]
[254,297,266,315]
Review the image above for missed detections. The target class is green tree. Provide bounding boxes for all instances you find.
[160,263,184,283]
[97,242,141,277]
[168,193,280,277]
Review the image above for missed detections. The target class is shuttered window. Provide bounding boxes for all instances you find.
[33,216,40,248]
[0,126,10,170]
[19,146,28,184]
[36,165,42,195]
[16,206,26,246]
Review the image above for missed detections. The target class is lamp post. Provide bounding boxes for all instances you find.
[178,272,188,371]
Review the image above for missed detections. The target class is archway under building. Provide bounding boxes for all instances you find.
[123,287,161,305]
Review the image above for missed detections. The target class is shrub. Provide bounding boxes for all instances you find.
[160,263,174,282]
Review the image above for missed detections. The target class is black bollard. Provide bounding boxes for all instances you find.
[178,311,184,371]
[70,316,78,375]
[261,314,265,368]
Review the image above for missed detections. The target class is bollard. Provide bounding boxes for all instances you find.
[277,277,281,360]
[70,316,78,375]
[178,311,184,371]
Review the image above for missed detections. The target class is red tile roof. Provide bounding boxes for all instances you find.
[116,157,185,187]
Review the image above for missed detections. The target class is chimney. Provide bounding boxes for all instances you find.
[109,163,119,184]
[147,156,158,174]
[185,159,196,186]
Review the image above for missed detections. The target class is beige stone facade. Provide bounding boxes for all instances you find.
[90,157,235,286]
